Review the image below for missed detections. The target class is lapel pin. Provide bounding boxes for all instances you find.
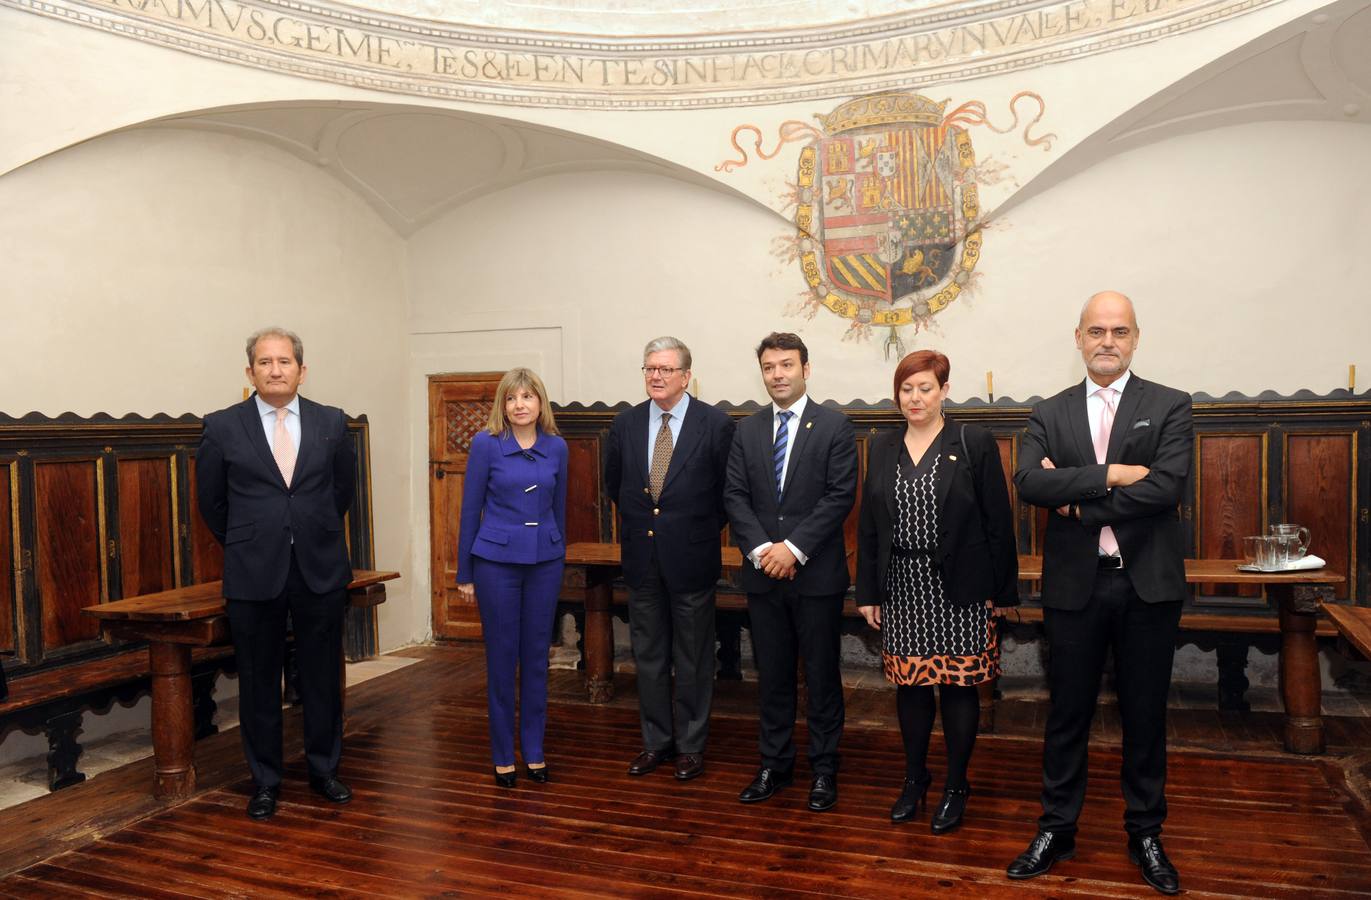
[948,454,958,461]
[805,421,813,429]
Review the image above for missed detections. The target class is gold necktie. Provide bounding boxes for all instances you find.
[649,412,673,500]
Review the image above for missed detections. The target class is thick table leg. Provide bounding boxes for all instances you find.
[977,679,997,734]
[1275,584,1329,755]
[584,567,615,704]
[149,642,197,799]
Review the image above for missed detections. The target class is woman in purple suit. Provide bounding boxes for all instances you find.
[457,368,568,788]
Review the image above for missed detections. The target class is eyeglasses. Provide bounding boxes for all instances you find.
[641,366,682,377]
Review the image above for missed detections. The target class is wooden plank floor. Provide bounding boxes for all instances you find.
[3,645,1371,898]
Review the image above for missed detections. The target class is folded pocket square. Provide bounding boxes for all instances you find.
[1132,419,1151,429]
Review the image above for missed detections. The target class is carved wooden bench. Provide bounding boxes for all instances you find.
[562,544,1343,755]
[0,645,236,791]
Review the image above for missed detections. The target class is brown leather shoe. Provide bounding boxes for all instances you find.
[674,753,704,781]
[627,746,676,776]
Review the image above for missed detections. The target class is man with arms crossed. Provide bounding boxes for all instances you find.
[724,332,856,811]
[197,328,356,820]
[605,337,734,782]
[1007,292,1192,894]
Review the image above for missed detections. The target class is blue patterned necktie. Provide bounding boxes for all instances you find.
[773,410,793,502]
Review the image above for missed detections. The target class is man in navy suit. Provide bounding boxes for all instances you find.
[605,336,734,782]
[724,332,856,811]
[197,327,356,820]
[1007,292,1193,895]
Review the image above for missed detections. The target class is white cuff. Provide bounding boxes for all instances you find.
[748,542,773,569]
[783,539,808,565]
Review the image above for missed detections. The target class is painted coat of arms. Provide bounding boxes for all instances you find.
[719,90,1052,351]
[799,93,979,332]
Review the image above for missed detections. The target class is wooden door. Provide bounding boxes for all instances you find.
[429,373,503,640]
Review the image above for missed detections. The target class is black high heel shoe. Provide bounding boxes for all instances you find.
[526,763,550,784]
[930,784,970,834]
[890,772,932,823]
[493,767,517,788]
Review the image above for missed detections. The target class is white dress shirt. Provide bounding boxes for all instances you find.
[1085,369,1130,441]
[749,394,810,569]
[647,391,689,468]
[1084,369,1130,559]
[255,393,301,452]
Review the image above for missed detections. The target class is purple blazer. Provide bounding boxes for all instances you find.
[456,429,568,583]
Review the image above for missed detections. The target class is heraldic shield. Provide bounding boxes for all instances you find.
[796,92,983,329]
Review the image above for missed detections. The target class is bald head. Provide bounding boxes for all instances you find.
[1075,290,1140,385]
[1079,291,1138,330]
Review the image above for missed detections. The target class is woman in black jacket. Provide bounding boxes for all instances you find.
[856,350,1019,833]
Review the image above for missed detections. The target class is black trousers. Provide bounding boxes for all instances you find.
[1039,568,1182,837]
[226,550,346,789]
[747,586,845,776]
[627,561,717,755]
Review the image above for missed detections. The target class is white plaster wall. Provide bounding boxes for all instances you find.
[407,121,1371,408]
[0,127,420,648]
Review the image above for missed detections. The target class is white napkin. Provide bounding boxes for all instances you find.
[1279,554,1326,571]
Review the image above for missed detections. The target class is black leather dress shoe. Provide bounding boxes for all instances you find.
[526,764,550,784]
[807,774,838,812]
[1006,831,1076,879]
[309,775,352,804]
[930,784,970,834]
[674,753,705,781]
[890,773,931,823]
[627,746,676,776]
[1129,835,1180,895]
[739,767,794,803]
[493,767,517,788]
[246,785,279,820]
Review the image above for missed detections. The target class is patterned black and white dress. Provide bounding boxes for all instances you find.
[881,432,999,686]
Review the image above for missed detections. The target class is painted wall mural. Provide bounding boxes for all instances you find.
[5,0,1279,109]
[720,91,1054,354]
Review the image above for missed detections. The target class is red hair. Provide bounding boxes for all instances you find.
[892,350,950,402]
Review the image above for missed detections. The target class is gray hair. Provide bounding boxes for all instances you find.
[642,336,691,371]
[245,327,304,366]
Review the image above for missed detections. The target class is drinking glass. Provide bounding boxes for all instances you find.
[1269,524,1310,560]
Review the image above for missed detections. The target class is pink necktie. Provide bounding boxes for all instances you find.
[1093,387,1119,556]
[273,408,296,487]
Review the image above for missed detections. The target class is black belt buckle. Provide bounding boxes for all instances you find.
[1097,555,1124,570]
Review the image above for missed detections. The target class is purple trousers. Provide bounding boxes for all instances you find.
[472,556,564,767]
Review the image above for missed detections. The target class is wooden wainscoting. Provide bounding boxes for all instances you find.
[0,411,377,675]
[553,391,1371,620]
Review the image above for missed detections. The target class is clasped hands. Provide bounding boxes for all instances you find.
[1039,457,1149,517]
[758,542,799,581]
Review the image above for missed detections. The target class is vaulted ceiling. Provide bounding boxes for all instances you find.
[121,0,1370,233]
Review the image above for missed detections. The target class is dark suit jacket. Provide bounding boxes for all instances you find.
[456,428,568,583]
[196,395,356,601]
[856,422,1018,609]
[1013,374,1193,610]
[604,397,734,593]
[724,400,857,596]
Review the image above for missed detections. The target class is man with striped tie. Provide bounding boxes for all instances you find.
[724,332,857,811]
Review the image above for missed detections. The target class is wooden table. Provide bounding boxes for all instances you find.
[564,544,1343,755]
[84,569,398,799]
[1321,602,1371,660]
